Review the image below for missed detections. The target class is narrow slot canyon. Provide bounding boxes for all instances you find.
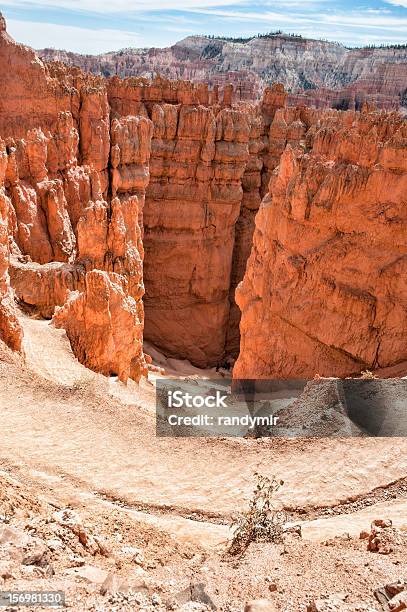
[1,15,406,383]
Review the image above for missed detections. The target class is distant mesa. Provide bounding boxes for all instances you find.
[37,32,407,112]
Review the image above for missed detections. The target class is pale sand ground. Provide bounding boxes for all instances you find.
[2,313,407,611]
[0,313,405,545]
[301,499,407,541]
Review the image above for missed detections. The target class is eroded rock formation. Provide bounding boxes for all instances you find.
[53,270,145,382]
[0,16,152,380]
[0,141,23,351]
[235,110,407,379]
[2,12,407,380]
[143,104,251,366]
[104,78,291,366]
[38,34,407,112]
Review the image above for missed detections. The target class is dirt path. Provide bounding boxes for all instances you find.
[1,313,407,548]
[21,316,95,386]
[300,499,407,540]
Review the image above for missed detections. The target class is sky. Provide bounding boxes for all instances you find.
[2,0,407,54]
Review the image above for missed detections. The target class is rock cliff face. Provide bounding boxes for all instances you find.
[0,17,152,381]
[0,141,23,351]
[144,101,251,366]
[234,110,407,380]
[105,77,255,366]
[1,13,266,372]
[2,13,407,379]
[38,35,407,111]
[53,270,146,382]
[105,80,294,366]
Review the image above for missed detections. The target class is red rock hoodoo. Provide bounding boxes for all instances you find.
[1,12,407,380]
[53,270,146,382]
[0,141,23,351]
[0,16,152,381]
[105,79,298,367]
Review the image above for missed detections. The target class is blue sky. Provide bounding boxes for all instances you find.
[2,0,407,54]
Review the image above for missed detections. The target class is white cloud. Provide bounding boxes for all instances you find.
[384,0,407,7]
[320,11,407,30]
[2,0,249,12]
[188,8,308,22]
[7,19,142,53]
[184,5,407,45]
[365,7,391,13]
[187,0,407,31]
[189,6,407,30]
[5,3,407,52]
[259,0,329,4]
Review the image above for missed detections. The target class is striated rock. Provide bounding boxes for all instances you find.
[142,101,250,367]
[225,105,268,356]
[0,19,79,139]
[235,110,407,380]
[38,34,407,112]
[226,100,327,357]
[9,260,85,319]
[78,87,110,178]
[0,141,23,351]
[3,11,407,382]
[262,84,288,119]
[0,293,20,355]
[107,77,267,365]
[53,270,146,383]
[0,16,151,382]
[110,115,152,198]
[107,78,318,366]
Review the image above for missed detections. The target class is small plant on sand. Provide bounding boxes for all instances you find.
[228,473,287,555]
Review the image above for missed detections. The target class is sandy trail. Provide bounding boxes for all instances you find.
[21,316,95,386]
[300,499,407,540]
[1,313,406,547]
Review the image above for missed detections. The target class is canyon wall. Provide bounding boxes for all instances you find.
[143,102,250,366]
[104,80,298,367]
[38,35,407,111]
[0,140,23,352]
[234,109,407,380]
[1,15,264,373]
[2,12,407,380]
[0,17,152,382]
[106,78,260,366]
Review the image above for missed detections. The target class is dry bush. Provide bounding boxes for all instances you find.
[228,473,287,555]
